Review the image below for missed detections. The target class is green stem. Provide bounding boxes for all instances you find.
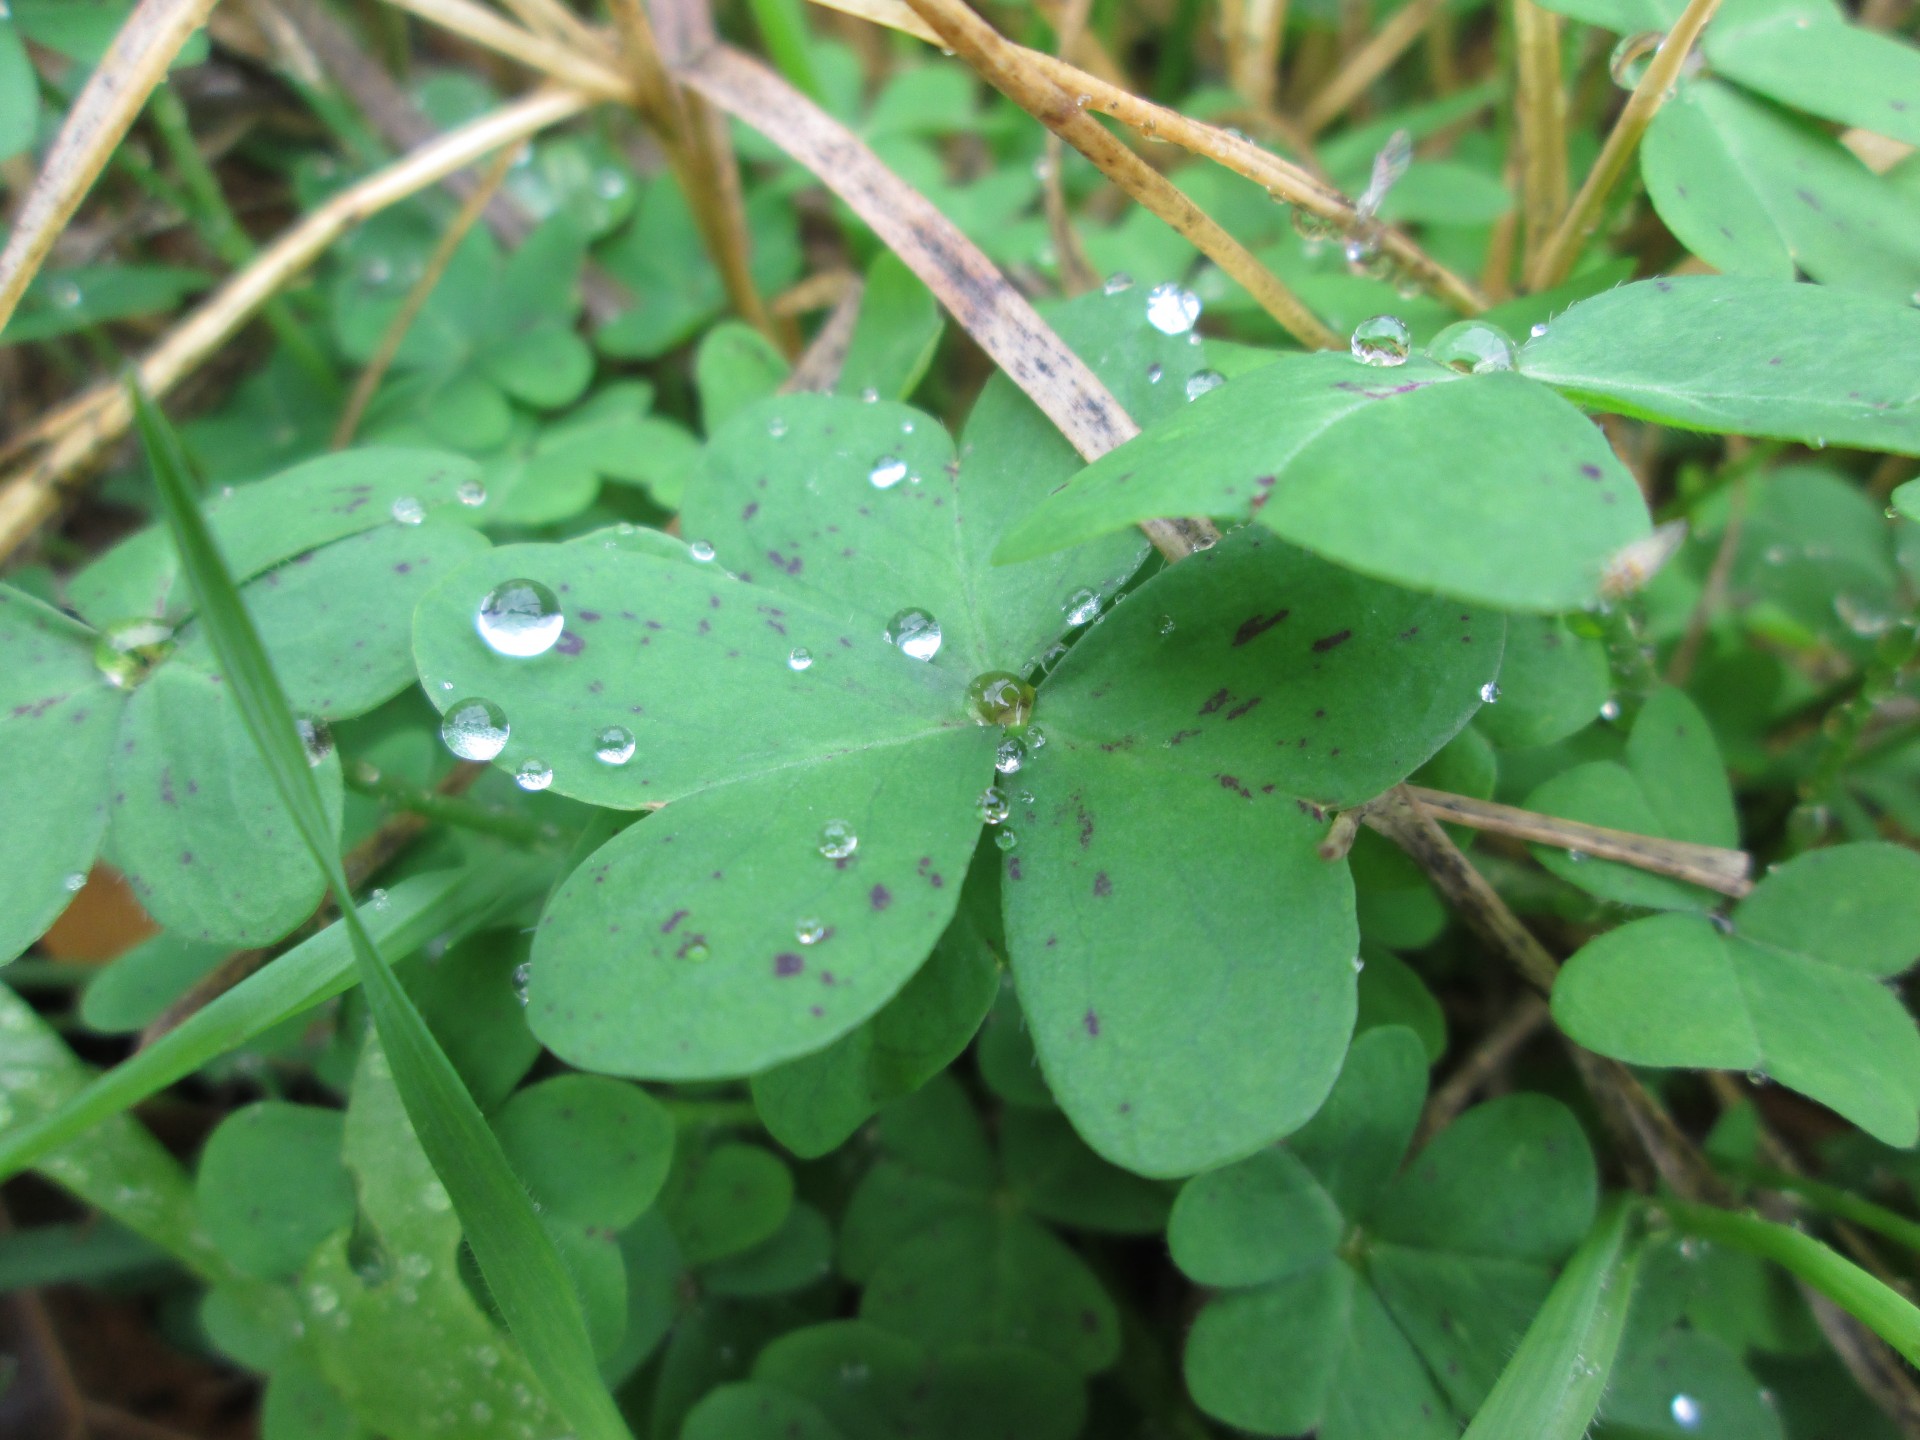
[1664,1200,1920,1365]
[744,0,825,102]
[344,761,556,848]
[1787,619,1920,852]
[147,83,338,393]
[1725,1164,1920,1258]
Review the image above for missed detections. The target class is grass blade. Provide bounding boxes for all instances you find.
[1463,1196,1643,1440]
[130,381,632,1440]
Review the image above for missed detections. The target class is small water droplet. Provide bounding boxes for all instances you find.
[1146,283,1202,335]
[803,821,861,871]
[476,578,564,657]
[368,887,391,912]
[1065,588,1102,626]
[1834,593,1894,638]
[768,415,788,438]
[869,456,908,489]
[995,828,1018,851]
[1670,1393,1702,1431]
[456,478,487,506]
[1610,31,1664,89]
[1023,724,1047,753]
[885,607,943,661]
[297,716,334,765]
[1103,272,1134,295]
[859,387,880,403]
[391,495,425,525]
[515,758,553,791]
[1350,314,1410,366]
[1599,698,1622,721]
[1185,369,1226,400]
[796,917,826,945]
[1567,849,1589,863]
[595,169,628,199]
[62,872,87,893]
[94,618,175,689]
[689,540,716,562]
[594,725,635,765]
[968,672,1036,726]
[977,787,1011,823]
[1158,614,1176,636]
[1529,322,1549,339]
[995,737,1026,774]
[1479,682,1501,704]
[1428,319,1516,374]
[1146,362,1164,384]
[441,698,510,761]
[307,1284,340,1315]
[1352,955,1366,973]
[788,647,813,671]
[50,277,83,309]
[510,961,532,1004]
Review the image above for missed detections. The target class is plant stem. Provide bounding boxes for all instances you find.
[1788,620,1920,851]
[1726,1164,1920,1258]
[344,760,557,847]
[1511,0,1569,275]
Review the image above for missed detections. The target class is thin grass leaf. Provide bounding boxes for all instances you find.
[1666,1199,1920,1366]
[1463,1196,1643,1440]
[130,381,633,1440]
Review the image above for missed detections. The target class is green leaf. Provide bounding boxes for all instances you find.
[1519,278,1920,454]
[2,265,212,344]
[79,930,227,1032]
[1705,0,1920,148]
[493,1075,674,1229]
[1524,687,1736,910]
[1894,478,1918,523]
[132,384,632,1440]
[683,1384,847,1439]
[1003,529,1498,1175]
[402,928,541,1111]
[697,321,790,433]
[261,1354,368,1440]
[1553,843,1920,1144]
[998,1108,1174,1234]
[1170,1147,1346,1286]
[1356,948,1448,1062]
[1477,614,1610,749]
[749,1321,1088,1440]
[997,356,1650,612]
[838,250,943,402]
[1601,1324,1784,1440]
[662,1142,795,1265]
[1641,80,1920,301]
[195,1102,355,1279]
[1462,1199,1643,1440]
[701,1201,834,1296]
[0,19,38,165]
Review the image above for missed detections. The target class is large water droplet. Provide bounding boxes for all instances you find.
[1102,272,1134,295]
[94,618,175,689]
[1428,319,1516,374]
[818,820,859,859]
[391,495,425,525]
[442,698,509,760]
[995,737,1026,774]
[594,725,635,765]
[869,456,908,489]
[514,758,553,791]
[689,540,716,562]
[1146,283,1201,335]
[476,578,564,657]
[1185,369,1226,400]
[885,607,942,661]
[968,672,1036,727]
[788,647,813,671]
[1065,588,1102,626]
[1479,681,1501,704]
[457,478,487,507]
[1350,314,1410,367]
[297,716,334,766]
[977,787,1011,824]
[1670,1394,1702,1431]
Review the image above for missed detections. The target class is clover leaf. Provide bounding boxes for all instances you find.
[1170,1026,1598,1438]
[1554,842,1920,1145]
[0,450,485,958]
[412,291,1501,1176]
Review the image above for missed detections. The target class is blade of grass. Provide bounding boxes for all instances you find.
[1665,1200,1920,1366]
[129,382,632,1440]
[1463,1197,1643,1440]
[1723,1165,1920,1259]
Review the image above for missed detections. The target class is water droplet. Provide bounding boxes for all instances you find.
[1599,698,1622,721]
[1352,955,1366,973]
[594,725,635,765]
[476,1345,500,1370]
[689,540,716,562]
[421,1180,452,1212]
[796,917,825,945]
[1350,314,1410,367]
[1567,849,1589,863]
[1103,272,1134,295]
[859,387,880,403]
[1065,588,1102,626]
[511,961,532,1005]
[49,277,82,309]
[995,737,1026,774]
[93,617,176,690]
[818,820,858,859]
[595,169,628,199]
[1610,31,1664,89]
[471,1401,494,1423]
[307,1284,340,1315]
[768,416,788,438]
[1291,208,1335,247]
[1158,614,1176,636]
[995,828,1018,851]
[1146,283,1202,335]
[968,671,1036,727]
[1023,724,1047,753]
[457,478,487,506]
[901,419,915,434]
[1146,362,1164,384]
[841,1362,870,1384]
[297,716,334,765]
[1479,682,1501,704]
[476,578,564,658]
[1670,1393,1702,1430]
[361,257,393,288]
[442,698,510,760]
[977,787,1011,823]
[62,872,87,893]
[885,607,942,661]
[368,887,391,912]
[391,495,425,525]
[1185,369,1226,400]
[1529,322,1549,340]
[1834,593,1894,638]
[515,758,553,791]
[400,1251,433,1278]
[788,647,813,671]
[1428,319,1516,374]
[869,456,908,489]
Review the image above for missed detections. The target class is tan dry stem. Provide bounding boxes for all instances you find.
[1512,0,1570,274]
[381,0,633,98]
[1299,0,1450,136]
[0,0,222,335]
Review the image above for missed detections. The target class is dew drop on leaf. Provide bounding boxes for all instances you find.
[1102,272,1134,295]
[441,697,510,761]
[995,737,1026,774]
[390,495,425,525]
[1479,682,1501,704]
[768,416,788,438]
[1609,31,1663,89]
[514,758,553,791]
[1065,589,1102,626]
[977,787,1011,824]
[995,828,1018,851]
[968,672,1036,727]
[885,607,942,661]
[1185,369,1225,400]
[594,725,635,765]
[796,918,825,945]
[1146,283,1201,335]
[1023,724,1047,753]
[788,647,813,671]
[511,961,532,1006]
[456,478,487,507]
[1599,698,1622,721]
[1530,322,1549,339]
[859,388,880,403]
[94,618,175,690]
[297,716,334,765]
[869,456,908,489]
[62,872,87,893]
[819,820,859,859]
[1350,314,1410,367]
[689,540,716,562]
[1670,1394,1702,1431]
[50,278,83,309]
[1428,320,1516,374]
[1158,615,1176,636]
[476,578,564,658]
[1147,363,1163,385]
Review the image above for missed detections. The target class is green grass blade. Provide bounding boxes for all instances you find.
[1463,1196,1643,1440]
[130,382,633,1440]
[1666,1199,1920,1366]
